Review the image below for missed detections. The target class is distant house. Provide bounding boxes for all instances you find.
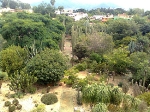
[113,13,132,20]
[73,13,88,21]
[92,15,105,20]
[0,7,15,13]
[101,15,114,22]
[55,9,73,15]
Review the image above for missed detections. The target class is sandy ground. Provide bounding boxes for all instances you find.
[0,82,63,112]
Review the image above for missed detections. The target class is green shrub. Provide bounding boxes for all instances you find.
[41,93,58,105]
[0,71,7,80]
[118,82,123,87]
[8,105,16,112]
[75,62,87,71]
[4,101,11,107]
[92,103,108,112]
[137,92,150,106]
[12,98,19,106]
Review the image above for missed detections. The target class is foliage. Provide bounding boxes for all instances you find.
[107,19,139,41]
[110,87,123,105]
[0,45,28,76]
[8,71,37,94]
[74,62,87,71]
[62,67,79,86]
[31,104,46,112]
[26,48,68,85]
[137,92,150,106]
[87,32,114,54]
[73,43,88,60]
[92,103,108,112]
[41,93,58,105]
[0,70,7,80]
[56,15,74,35]
[0,35,7,51]
[89,53,104,63]
[82,83,123,106]
[0,12,65,49]
[0,0,31,9]
[73,78,88,91]
[104,47,131,74]
[33,2,56,17]
[129,52,150,83]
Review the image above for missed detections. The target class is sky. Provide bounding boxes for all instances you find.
[20,0,150,11]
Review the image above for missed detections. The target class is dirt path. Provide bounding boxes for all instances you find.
[63,38,72,59]
[59,87,76,112]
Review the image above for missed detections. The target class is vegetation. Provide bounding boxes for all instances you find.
[1,1,150,111]
[41,93,58,105]
[137,92,150,106]
[26,48,68,85]
[8,71,37,94]
[0,45,28,76]
[31,104,46,112]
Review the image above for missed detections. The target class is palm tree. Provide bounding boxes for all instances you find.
[50,0,55,7]
[58,6,64,14]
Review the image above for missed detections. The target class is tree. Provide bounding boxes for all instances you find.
[50,0,55,7]
[32,2,55,17]
[73,43,88,60]
[26,48,68,85]
[58,6,64,14]
[0,45,28,76]
[87,32,114,54]
[104,47,131,74]
[107,19,139,41]
[129,52,150,86]
[0,12,65,49]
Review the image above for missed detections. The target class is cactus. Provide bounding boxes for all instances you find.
[8,71,37,94]
[128,40,136,53]
[4,101,11,107]
[16,104,22,110]
[8,105,16,112]
[46,86,51,93]
[12,99,19,106]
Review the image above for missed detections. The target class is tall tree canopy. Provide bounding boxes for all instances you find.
[0,12,65,49]
[33,2,55,17]
[0,0,31,9]
[107,19,139,40]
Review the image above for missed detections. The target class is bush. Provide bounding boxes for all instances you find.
[118,82,123,87]
[137,92,150,106]
[92,103,108,112]
[4,101,11,107]
[41,93,58,105]
[74,62,87,71]
[0,71,7,80]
